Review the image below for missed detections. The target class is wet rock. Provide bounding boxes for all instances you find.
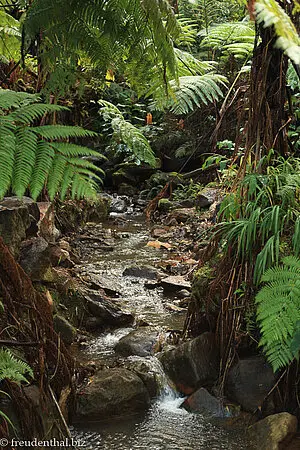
[151,227,170,238]
[225,356,276,412]
[19,237,52,281]
[110,197,127,213]
[53,315,77,345]
[144,280,160,289]
[196,187,219,208]
[84,273,122,297]
[54,197,109,233]
[125,357,162,398]
[0,196,40,256]
[165,302,187,312]
[84,292,134,328]
[84,317,104,331]
[177,289,190,298]
[249,413,297,450]
[158,332,219,394]
[161,275,191,292]
[182,388,224,417]
[123,265,158,280]
[76,368,150,419]
[178,199,195,208]
[115,327,160,357]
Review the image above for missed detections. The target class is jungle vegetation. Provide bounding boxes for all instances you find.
[0,0,300,432]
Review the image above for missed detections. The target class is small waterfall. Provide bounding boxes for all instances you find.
[127,355,186,411]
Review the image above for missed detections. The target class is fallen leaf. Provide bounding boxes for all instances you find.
[147,240,172,249]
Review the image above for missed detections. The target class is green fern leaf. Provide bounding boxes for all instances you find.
[0,349,33,384]
[256,256,300,371]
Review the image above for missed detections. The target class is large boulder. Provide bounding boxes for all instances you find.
[76,368,150,419]
[158,332,219,394]
[84,292,134,329]
[249,413,298,450]
[114,327,160,357]
[19,237,52,281]
[225,356,276,412]
[0,197,40,256]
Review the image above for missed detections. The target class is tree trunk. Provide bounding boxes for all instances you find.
[245,25,289,163]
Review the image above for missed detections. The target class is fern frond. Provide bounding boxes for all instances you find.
[256,256,300,371]
[168,74,227,114]
[0,349,33,384]
[199,20,255,59]
[32,125,97,140]
[0,118,15,198]
[29,141,55,200]
[11,104,68,124]
[175,48,217,76]
[0,89,103,201]
[52,143,104,158]
[99,101,156,167]
[175,16,197,47]
[13,128,37,197]
[24,0,179,92]
[47,154,67,200]
[255,0,300,65]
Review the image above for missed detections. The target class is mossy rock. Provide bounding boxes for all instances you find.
[191,265,215,310]
[158,198,173,212]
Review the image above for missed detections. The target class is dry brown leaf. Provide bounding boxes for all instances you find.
[147,240,172,249]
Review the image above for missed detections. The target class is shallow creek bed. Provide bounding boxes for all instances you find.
[69,214,251,449]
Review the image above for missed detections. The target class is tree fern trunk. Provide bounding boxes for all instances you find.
[246,24,289,162]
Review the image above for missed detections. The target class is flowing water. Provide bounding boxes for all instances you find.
[72,213,251,449]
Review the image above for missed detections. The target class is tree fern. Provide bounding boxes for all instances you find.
[256,256,300,371]
[99,100,156,166]
[0,89,104,201]
[255,0,300,65]
[0,349,33,384]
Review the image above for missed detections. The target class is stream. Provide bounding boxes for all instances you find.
[71,211,250,449]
